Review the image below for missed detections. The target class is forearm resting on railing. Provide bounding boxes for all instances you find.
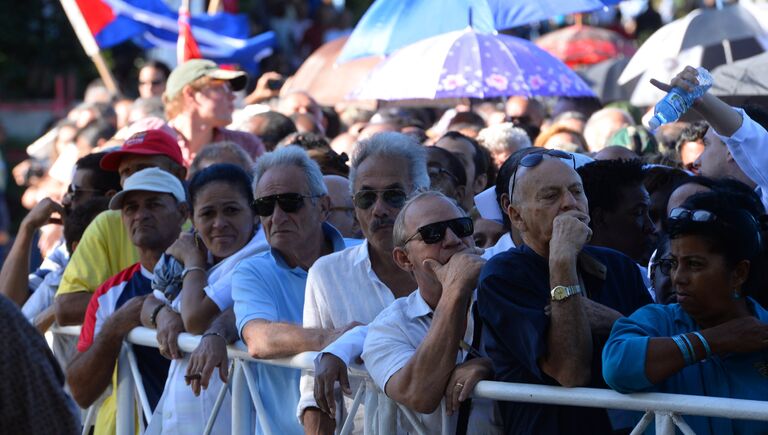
[241,319,338,359]
[66,321,128,407]
[54,292,92,326]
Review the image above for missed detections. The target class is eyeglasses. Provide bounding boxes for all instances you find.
[668,208,716,223]
[403,217,474,245]
[509,150,576,202]
[252,193,320,217]
[139,79,164,86]
[656,257,676,276]
[428,166,461,186]
[66,184,103,199]
[353,189,408,210]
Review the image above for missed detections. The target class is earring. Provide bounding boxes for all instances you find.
[733,289,741,300]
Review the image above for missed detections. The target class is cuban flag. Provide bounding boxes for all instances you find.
[59,0,275,72]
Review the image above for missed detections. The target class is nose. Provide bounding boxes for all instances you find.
[441,226,464,249]
[560,190,580,211]
[370,194,390,218]
[212,213,228,229]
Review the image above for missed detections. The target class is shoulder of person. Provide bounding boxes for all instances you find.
[480,246,538,282]
[583,245,642,273]
[309,243,361,274]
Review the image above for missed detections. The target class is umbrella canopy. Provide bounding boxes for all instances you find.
[349,28,595,101]
[618,4,767,106]
[280,36,381,106]
[575,56,636,103]
[536,25,636,68]
[338,0,622,62]
[710,52,768,96]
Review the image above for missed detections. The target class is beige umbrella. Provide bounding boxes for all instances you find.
[280,36,381,107]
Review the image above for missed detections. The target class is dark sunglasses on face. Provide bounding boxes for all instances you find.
[353,189,408,210]
[668,207,716,223]
[66,184,103,199]
[428,166,461,186]
[403,217,474,245]
[139,79,164,86]
[509,150,576,202]
[253,193,319,217]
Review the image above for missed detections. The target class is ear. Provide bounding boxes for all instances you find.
[392,246,413,272]
[182,84,197,103]
[472,173,488,195]
[318,195,331,221]
[455,184,468,209]
[177,201,191,222]
[731,259,750,291]
[104,189,118,199]
[500,193,510,214]
[725,148,735,163]
[506,202,527,233]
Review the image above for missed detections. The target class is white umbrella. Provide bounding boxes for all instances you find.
[618,4,767,106]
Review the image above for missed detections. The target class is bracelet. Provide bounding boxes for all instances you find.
[672,334,693,365]
[149,302,167,328]
[680,333,697,363]
[181,266,206,280]
[201,331,226,342]
[692,331,712,358]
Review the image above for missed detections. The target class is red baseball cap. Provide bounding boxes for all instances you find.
[100,129,184,171]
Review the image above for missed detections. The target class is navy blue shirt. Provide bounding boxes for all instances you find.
[477,244,652,435]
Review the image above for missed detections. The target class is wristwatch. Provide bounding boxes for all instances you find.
[551,285,583,301]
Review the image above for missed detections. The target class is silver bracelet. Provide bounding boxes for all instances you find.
[181,266,206,281]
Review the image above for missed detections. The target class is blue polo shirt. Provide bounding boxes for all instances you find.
[232,223,358,435]
[477,244,652,435]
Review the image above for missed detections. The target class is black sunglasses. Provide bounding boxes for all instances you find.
[353,189,408,210]
[403,217,474,245]
[253,193,319,217]
[509,150,576,202]
[428,166,461,186]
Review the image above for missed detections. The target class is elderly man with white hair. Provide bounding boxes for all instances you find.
[476,123,532,169]
[232,146,360,434]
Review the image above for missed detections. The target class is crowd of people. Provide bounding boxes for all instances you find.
[2,26,768,435]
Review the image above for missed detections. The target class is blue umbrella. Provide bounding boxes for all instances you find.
[338,0,622,62]
[349,28,595,101]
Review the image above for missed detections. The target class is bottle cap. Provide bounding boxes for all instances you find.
[647,116,661,131]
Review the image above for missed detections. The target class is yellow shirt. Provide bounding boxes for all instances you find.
[56,210,138,296]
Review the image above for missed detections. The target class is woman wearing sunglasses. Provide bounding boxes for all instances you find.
[603,190,768,435]
[143,163,268,435]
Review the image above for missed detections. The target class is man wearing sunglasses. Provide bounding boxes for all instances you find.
[298,133,430,433]
[232,146,360,434]
[477,150,652,435]
[363,191,499,434]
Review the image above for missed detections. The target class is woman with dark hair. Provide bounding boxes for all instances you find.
[142,163,268,434]
[603,190,768,435]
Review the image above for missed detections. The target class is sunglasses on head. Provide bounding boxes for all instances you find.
[353,189,408,210]
[403,217,474,245]
[668,208,716,223]
[509,150,576,202]
[253,193,318,217]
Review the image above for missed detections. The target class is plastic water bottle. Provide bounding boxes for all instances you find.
[646,67,713,131]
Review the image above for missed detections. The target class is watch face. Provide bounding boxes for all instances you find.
[552,286,567,301]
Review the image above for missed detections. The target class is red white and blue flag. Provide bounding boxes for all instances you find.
[59,0,275,72]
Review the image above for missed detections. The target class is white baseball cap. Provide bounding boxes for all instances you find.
[109,167,186,210]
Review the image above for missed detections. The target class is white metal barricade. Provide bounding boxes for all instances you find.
[52,326,768,435]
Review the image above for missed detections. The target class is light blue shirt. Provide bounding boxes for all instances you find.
[603,298,768,435]
[716,108,768,210]
[232,223,355,435]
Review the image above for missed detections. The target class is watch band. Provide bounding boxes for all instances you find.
[551,285,583,301]
[149,302,167,327]
[181,266,206,280]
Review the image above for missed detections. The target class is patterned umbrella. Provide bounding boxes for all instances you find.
[349,28,595,101]
[536,25,636,68]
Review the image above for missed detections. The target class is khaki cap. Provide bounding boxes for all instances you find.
[164,59,247,100]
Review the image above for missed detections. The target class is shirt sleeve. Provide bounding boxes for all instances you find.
[77,290,103,352]
[232,258,278,337]
[716,107,768,208]
[361,315,414,396]
[477,261,549,381]
[602,305,669,393]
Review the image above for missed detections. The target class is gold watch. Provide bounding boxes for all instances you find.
[551,285,582,301]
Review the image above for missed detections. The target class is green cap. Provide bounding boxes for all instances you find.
[164,59,248,100]
[607,125,658,156]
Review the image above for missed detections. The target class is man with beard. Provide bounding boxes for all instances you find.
[0,152,120,306]
[299,132,429,433]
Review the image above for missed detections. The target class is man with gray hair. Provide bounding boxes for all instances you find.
[362,191,500,434]
[232,145,360,434]
[299,132,429,433]
[477,123,532,169]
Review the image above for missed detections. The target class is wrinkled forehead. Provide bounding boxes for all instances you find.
[404,195,464,232]
[511,156,579,197]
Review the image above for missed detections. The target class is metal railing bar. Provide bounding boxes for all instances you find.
[339,382,366,435]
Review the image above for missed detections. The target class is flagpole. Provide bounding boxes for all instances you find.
[59,0,120,96]
[207,0,222,14]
